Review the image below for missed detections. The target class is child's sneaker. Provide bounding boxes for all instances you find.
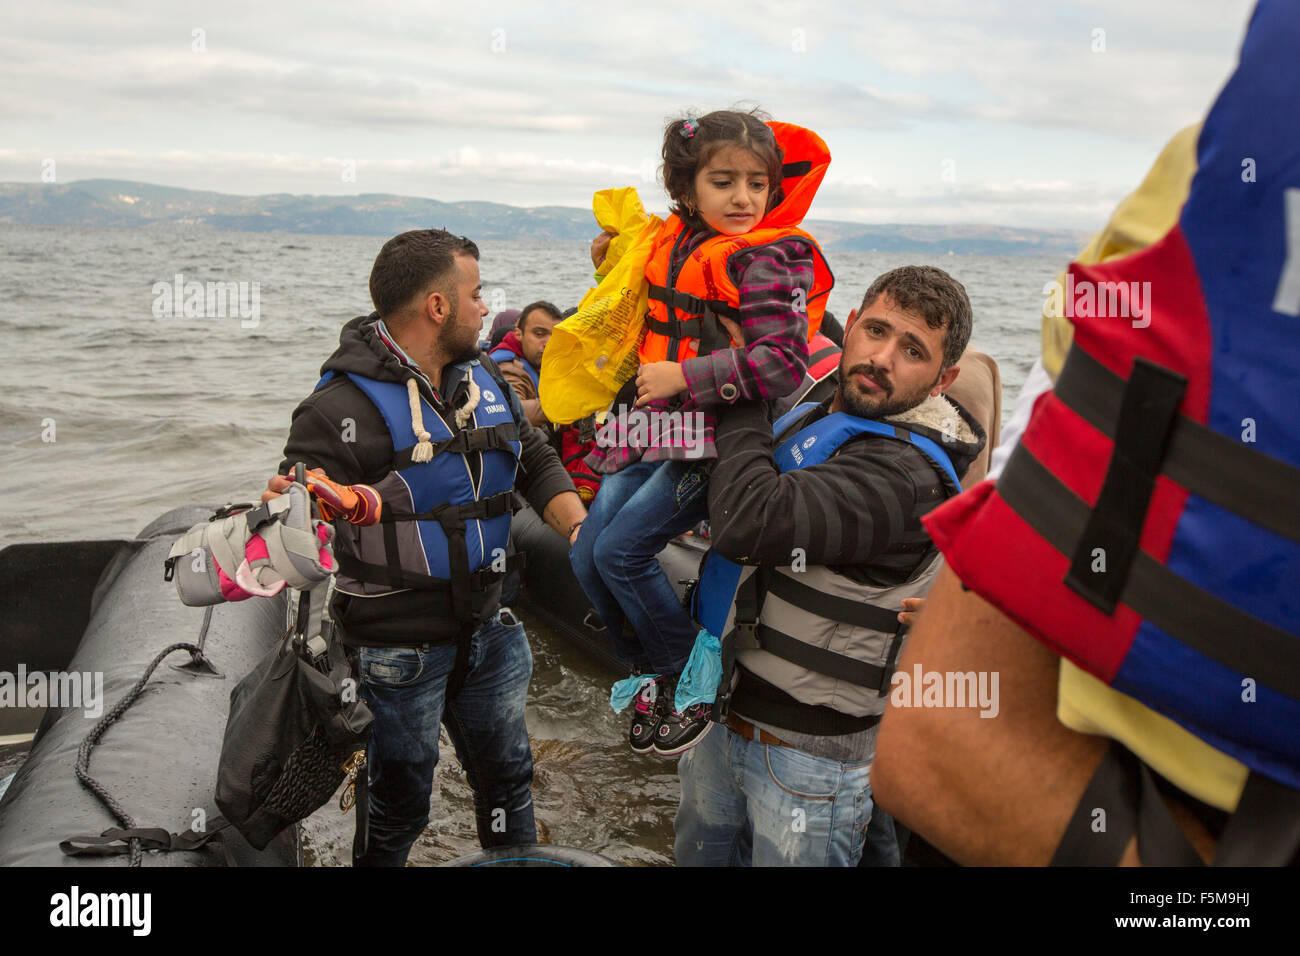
[653,684,713,757]
[628,675,667,754]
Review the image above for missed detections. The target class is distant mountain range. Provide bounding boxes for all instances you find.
[0,179,1090,257]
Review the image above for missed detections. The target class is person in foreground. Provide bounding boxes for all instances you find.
[675,265,987,866]
[265,229,586,866]
[871,0,1300,866]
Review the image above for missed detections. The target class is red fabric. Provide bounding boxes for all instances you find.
[923,226,1213,685]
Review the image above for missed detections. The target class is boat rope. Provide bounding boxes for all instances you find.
[71,633,211,866]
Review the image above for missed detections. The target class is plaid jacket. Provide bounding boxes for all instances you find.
[586,228,815,474]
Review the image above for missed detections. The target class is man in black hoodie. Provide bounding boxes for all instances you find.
[674,265,987,866]
[266,229,585,866]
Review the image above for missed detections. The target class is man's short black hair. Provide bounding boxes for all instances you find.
[517,300,562,332]
[858,265,972,369]
[369,229,479,319]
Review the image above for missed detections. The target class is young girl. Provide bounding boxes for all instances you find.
[570,108,834,757]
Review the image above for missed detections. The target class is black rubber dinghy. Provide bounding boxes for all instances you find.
[508,504,706,673]
[0,506,299,866]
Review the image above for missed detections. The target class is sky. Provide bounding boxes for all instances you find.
[0,0,1260,230]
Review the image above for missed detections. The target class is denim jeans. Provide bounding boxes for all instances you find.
[674,724,875,866]
[353,609,536,866]
[569,459,710,675]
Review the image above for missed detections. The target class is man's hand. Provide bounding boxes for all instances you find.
[591,231,615,270]
[635,362,688,406]
[898,597,924,627]
[261,473,293,503]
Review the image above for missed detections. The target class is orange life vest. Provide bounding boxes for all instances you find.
[639,122,835,365]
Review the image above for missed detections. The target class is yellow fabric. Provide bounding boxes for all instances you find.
[1058,662,1248,813]
[1039,124,1201,379]
[1041,122,1247,811]
[539,187,662,424]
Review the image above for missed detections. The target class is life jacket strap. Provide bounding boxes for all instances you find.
[753,624,893,692]
[1054,345,1300,545]
[392,422,520,470]
[999,442,1300,700]
[647,283,740,358]
[1064,357,1188,613]
[1051,740,1300,865]
[730,667,883,737]
[766,570,901,633]
[335,549,525,595]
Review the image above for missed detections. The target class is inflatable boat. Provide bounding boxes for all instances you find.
[0,506,300,867]
[0,499,698,867]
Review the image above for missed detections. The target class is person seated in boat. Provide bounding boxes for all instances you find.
[482,308,519,351]
[570,107,838,759]
[675,265,989,866]
[489,300,562,427]
[263,228,587,867]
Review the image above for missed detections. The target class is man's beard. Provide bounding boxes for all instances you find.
[437,300,480,364]
[836,360,940,419]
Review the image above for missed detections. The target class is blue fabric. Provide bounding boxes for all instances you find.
[353,610,536,866]
[610,673,661,714]
[489,347,540,389]
[340,364,521,578]
[568,460,710,674]
[773,410,962,493]
[675,630,722,712]
[674,722,875,866]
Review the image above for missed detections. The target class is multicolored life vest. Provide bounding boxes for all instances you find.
[694,402,961,735]
[922,0,1300,863]
[314,363,523,626]
[638,122,835,365]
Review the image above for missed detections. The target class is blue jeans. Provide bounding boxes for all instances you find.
[569,459,709,675]
[674,725,876,866]
[354,610,536,866]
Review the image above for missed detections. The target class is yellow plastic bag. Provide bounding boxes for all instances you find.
[540,187,663,425]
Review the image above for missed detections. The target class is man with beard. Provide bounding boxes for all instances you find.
[675,265,986,866]
[266,229,586,865]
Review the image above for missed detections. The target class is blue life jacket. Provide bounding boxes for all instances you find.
[315,363,522,622]
[489,346,540,390]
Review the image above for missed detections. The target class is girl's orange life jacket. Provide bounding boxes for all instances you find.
[639,122,835,365]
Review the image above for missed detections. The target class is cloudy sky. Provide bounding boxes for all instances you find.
[0,0,1259,230]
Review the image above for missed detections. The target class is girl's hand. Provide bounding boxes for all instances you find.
[717,314,745,346]
[635,362,687,407]
[591,231,615,269]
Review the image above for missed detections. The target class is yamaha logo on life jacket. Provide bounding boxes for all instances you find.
[694,402,961,733]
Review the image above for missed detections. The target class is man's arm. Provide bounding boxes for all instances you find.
[706,400,922,567]
[871,564,1218,865]
[488,356,586,541]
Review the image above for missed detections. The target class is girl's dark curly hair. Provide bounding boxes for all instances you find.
[661,107,785,230]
